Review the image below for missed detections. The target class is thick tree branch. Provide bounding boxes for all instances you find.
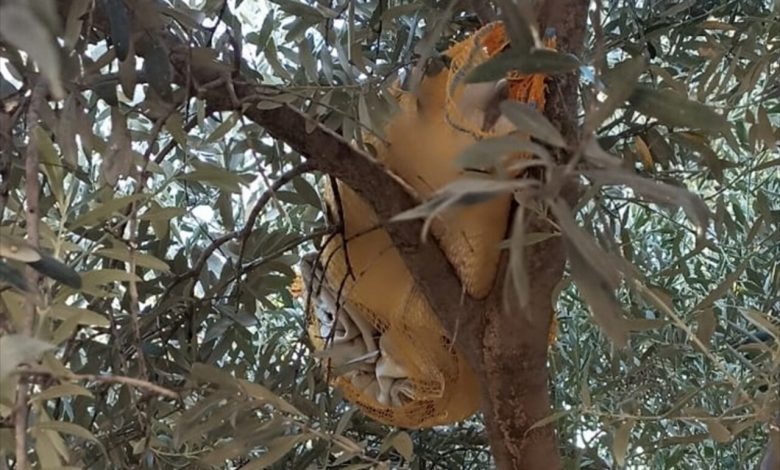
[474,1,589,469]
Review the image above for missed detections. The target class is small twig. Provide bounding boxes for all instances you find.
[126,213,148,379]
[21,370,179,399]
[0,109,18,219]
[167,161,317,294]
[206,0,229,47]
[151,227,336,348]
[154,116,198,164]
[327,176,355,280]
[76,374,178,399]
[233,227,336,282]
[15,80,47,470]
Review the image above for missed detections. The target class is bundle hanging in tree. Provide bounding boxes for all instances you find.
[303,21,557,428]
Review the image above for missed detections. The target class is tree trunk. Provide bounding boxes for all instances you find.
[479,228,567,469]
[459,2,589,468]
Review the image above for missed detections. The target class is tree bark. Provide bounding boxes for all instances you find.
[467,2,589,468]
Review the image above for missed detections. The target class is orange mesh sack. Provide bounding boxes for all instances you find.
[303,22,555,428]
[367,21,556,299]
[302,182,479,427]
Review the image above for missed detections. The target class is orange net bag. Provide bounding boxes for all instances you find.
[304,21,556,428]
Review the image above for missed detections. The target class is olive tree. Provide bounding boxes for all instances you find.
[0,0,777,468]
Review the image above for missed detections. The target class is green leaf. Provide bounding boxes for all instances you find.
[140,205,185,221]
[70,194,147,228]
[694,308,717,350]
[34,421,103,448]
[392,178,531,227]
[190,363,241,391]
[391,432,414,461]
[0,261,28,291]
[33,428,65,467]
[268,0,324,19]
[584,169,710,236]
[205,112,239,143]
[456,135,552,171]
[103,108,134,185]
[80,269,141,289]
[381,3,424,21]
[142,34,173,102]
[64,0,90,50]
[251,10,275,50]
[526,410,570,433]
[33,383,94,402]
[495,0,536,53]
[216,192,235,232]
[567,242,629,348]
[200,438,253,466]
[57,95,81,166]
[165,112,188,147]
[34,125,65,205]
[466,49,580,83]
[508,207,530,308]
[0,3,64,98]
[292,177,321,208]
[179,163,248,193]
[264,37,292,81]
[298,38,317,82]
[693,260,748,310]
[28,252,82,289]
[499,101,567,147]
[588,56,646,131]
[50,313,90,345]
[629,85,730,133]
[705,420,732,443]
[49,306,110,328]
[0,236,42,263]
[739,309,780,342]
[550,200,621,288]
[96,247,171,272]
[92,75,119,105]
[582,137,621,167]
[239,380,304,416]
[105,0,131,61]
[237,434,312,470]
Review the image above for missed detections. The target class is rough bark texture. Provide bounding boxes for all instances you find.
[477,231,568,469]
[58,0,588,467]
[471,2,589,468]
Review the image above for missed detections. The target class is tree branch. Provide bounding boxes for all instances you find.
[14,80,47,470]
[22,370,179,399]
[472,2,589,469]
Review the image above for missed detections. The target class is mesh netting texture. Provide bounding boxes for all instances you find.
[303,21,555,428]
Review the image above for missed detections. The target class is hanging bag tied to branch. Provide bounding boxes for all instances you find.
[303,21,557,428]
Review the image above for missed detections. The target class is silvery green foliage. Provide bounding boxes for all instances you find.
[0,0,776,468]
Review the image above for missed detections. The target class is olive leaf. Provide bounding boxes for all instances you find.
[104,0,131,61]
[500,101,567,147]
[467,49,580,83]
[629,85,730,133]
